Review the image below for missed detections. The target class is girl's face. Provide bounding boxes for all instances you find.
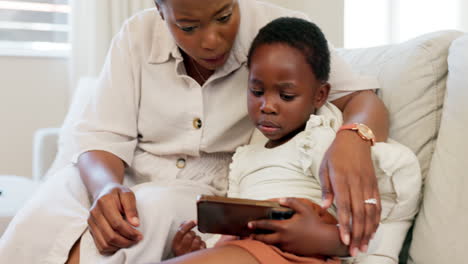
[156,0,240,71]
[247,43,330,148]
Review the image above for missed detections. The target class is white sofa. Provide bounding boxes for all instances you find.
[12,31,468,263]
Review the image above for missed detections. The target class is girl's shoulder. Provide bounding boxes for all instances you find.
[296,103,343,177]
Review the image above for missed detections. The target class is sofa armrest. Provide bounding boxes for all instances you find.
[32,128,60,182]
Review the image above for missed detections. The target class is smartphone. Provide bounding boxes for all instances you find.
[197,195,295,237]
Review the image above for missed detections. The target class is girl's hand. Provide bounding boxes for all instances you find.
[248,198,330,257]
[88,183,143,255]
[172,220,206,256]
[319,131,381,256]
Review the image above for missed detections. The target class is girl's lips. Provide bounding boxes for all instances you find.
[258,125,280,134]
[258,121,281,134]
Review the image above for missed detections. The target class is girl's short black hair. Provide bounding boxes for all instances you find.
[247,17,330,82]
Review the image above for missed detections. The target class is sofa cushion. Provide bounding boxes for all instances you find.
[409,33,468,264]
[337,30,463,179]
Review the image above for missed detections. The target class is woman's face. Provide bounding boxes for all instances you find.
[157,0,240,71]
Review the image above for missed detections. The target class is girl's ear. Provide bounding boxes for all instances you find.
[155,2,165,20]
[314,82,331,108]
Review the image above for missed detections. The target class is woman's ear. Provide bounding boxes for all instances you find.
[314,82,331,108]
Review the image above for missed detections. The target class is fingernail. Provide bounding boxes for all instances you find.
[132,217,140,225]
[279,198,287,204]
[351,247,359,257]
[361,245,369,253]
[247,222,254,229]
[343,234,350,245]
[321,199,330,208]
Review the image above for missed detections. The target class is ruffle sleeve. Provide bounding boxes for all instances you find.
[227,145,249,198]
[297,103,343,183]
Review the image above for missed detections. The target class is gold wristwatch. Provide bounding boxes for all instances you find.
[338,123,376,146]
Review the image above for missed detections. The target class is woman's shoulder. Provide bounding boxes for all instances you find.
[111,8,172,63]
[124,8,161,30]
[236,0,310,49]
[240,0,309,22]
[116,8,164,42]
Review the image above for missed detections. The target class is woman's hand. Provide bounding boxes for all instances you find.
[248,198,347,257]
[319,131,381,256]
[87,183,143,255]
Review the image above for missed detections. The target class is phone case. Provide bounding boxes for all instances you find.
[196,195,294,237]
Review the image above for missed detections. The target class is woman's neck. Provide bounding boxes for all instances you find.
[181,51,214,86]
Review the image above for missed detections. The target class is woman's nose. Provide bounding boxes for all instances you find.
[201,28,220,51]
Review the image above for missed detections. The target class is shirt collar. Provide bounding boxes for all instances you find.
[147,11,181,64]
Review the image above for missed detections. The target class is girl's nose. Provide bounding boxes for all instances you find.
[260,98,277,114]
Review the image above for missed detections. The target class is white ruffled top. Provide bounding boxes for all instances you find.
[227,102,343,213]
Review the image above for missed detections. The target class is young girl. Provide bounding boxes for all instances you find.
[167,17,421,264]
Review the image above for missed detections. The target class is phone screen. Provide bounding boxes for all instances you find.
[197,195,294,236]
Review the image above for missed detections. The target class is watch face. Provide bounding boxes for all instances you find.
[356,123,375,139]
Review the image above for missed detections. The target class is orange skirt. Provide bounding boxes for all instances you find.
[217,239,340,264]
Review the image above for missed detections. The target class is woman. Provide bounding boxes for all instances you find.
[0,0,387,263]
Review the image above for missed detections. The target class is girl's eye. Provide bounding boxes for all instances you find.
[180,26,197,33]
[217,13,232,23]
[280,94,295,101]
[250,89,263,97]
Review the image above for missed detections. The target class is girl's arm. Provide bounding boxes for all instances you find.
[248,198,348,257]
[322,90,388,255]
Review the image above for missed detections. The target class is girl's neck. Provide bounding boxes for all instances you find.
[264,123,307,149]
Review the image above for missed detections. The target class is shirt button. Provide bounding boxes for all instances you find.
[193,118,202,129]
[176,158,186,169]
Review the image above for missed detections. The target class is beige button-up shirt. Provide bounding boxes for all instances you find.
[73,0,379,194]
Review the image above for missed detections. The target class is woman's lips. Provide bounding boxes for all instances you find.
[202,53,227,64]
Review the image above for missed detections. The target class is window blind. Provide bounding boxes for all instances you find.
[0,0,70,57]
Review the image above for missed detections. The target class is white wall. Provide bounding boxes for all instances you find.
[345,0,467,48]
[264,0,344,47]
[459,0,468,32]
[0,57,69,178]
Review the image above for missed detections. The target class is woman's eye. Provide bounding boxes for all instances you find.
[217,13,232,23]
[180,26,197,33]
[250,89,263,97]
[280,94,295,101]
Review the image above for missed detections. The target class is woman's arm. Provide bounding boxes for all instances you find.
[78,150,143,255]
[332,90,388,141]
[78,150,126,199]
[322,90,388,255]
